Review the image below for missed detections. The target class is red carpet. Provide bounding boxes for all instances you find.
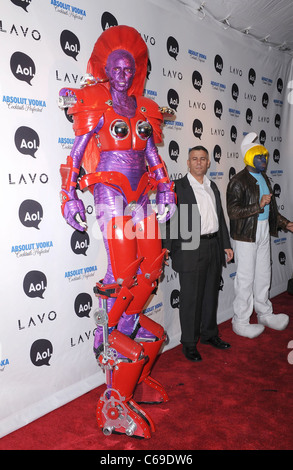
[1,292,292,451]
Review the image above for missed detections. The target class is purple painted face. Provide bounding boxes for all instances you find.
[253,154,268,172]
[105,50,135,93]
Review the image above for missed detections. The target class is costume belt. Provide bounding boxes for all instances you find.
[79,171,158,203]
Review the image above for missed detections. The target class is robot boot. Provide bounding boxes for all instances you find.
[96,329,155,438]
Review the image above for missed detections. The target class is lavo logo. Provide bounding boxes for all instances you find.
[10,51,36,85]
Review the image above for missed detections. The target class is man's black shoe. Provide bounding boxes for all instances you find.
[182,345,202,362]
[201,336,231,349]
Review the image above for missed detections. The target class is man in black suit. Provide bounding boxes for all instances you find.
[165,146,233,361]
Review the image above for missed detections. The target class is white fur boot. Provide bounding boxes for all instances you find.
[258,313,289,331]
[232,322,265,339]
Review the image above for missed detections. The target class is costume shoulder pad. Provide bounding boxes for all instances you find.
[59,84,111,135]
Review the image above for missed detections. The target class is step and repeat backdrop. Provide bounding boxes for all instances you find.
[1,0,292,437]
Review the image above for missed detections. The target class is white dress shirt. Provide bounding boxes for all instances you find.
[187,172,219,235]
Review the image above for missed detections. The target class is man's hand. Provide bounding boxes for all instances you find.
[260,193,272,208]
[286,222,293,232]
[225,248,234,263]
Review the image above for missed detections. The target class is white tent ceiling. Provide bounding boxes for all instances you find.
[177,0,293,55]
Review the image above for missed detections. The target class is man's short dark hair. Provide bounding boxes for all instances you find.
[188,145,209,156]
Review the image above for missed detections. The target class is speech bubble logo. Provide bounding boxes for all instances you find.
[15,126,39,158]
[214,99,223,119]
[229,167,236,180]
[273,149,280,164]
[213,144,221,163]
[23,270,47,299]
[214,54,223,75]
[248,67,256,86]
[170,289,180,309]
[101,11,118,30]
[167,88,179,111]
[167,36,179,60]
[277,77,283,93]
[192,119,203,139]
[64,107,74,123]
[71,230,90,255]
[231,83,239,101]
[273,183,281,198]
[11,0,31,13]
[10,51,35,85]
[147,58,152,80]
[74,293,93,318]
[60,30,80,61]
[230,125,237,143]
[192,70,203,92]
[30,339,53,367]
[169,140,180,162]
[19,199,43,229]
[279,251,286,265]
[262,92,269,108]
[259,130,266,145]
[246,108,253,125]
[275,113,281,128]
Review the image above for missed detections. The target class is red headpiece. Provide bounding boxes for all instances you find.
[87,25,148,96]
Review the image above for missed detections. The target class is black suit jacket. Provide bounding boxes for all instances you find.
[164,174,231,273]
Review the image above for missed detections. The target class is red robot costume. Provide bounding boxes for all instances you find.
[58,25,176,438]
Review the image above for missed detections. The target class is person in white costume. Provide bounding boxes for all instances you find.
[226,132,293,338]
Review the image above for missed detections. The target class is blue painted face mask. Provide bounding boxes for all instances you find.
[253,154,268,172]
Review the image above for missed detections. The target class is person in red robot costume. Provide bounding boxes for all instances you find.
[58,25,176,438]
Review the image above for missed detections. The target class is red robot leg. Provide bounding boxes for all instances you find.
[125,215,169,403]
[96,214,168,436]
[134,314,169,404]
[96,330,155,438]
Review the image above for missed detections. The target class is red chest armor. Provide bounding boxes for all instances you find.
[96,104,152,151]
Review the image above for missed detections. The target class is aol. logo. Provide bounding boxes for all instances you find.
[287,80,293,105]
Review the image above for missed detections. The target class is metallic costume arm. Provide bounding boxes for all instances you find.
[145,135,176,223]
[60,133,91,231]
